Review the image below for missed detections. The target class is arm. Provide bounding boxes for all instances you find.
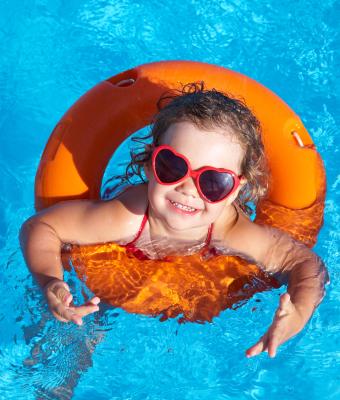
[20,199,119,286]
[20,200,110,324]
[20,216,65,288]
[263,228,329,322]
[20,194,145,324]
[224,218,329,357]
[248,226,329,357]
[281,247,328,324]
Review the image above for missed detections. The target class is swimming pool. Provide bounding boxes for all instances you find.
[1,1,339,399]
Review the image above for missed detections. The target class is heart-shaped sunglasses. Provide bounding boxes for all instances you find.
[151,145,243,203]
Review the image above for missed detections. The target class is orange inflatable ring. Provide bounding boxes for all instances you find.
[35,61,326,321]
[35,60,325,247]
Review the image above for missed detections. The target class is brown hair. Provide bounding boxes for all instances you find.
[105,82,269,216]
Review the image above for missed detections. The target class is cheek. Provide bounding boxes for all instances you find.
[204,202,227,219]
[147,177,158,200]
[226,191,240,205]
[219,180,245,207]
[147,178,170,204]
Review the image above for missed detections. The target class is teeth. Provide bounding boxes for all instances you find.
[170,200,197,212]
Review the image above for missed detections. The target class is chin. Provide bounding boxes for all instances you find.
[163,211,204,232]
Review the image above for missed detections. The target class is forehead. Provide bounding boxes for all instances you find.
[160,121,245,172]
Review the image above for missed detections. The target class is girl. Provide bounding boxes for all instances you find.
[20,84,329,358]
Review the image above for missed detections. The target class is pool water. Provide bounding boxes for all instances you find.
[1,1,339,399]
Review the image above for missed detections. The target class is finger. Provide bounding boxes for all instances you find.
[67,295,99,308]
[86,297,100,306]
[51,309,69,323]
[69,303,100,318]
[276,293,293,317]
[57,305,83,325]
[246,335,268,358]
[268,336,280,358]
[52,304,83,325]
[47,279,70,293]
[69,314,83,326]
[45,288,70,310]
[54,286,72,304]
[280,293,291,308]
[64,293,73,307]
[55,313,82,325]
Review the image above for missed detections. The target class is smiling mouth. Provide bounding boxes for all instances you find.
[169,200,199,213]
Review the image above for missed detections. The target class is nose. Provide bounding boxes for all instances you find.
[175,177,199,199]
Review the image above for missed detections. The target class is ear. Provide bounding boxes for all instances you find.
[235,176,247,198]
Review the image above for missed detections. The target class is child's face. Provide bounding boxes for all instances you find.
[146,121,246,232]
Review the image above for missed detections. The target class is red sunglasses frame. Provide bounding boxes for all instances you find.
[151,145,243,203]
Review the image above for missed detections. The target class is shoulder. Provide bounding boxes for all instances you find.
[225,211,276,250]
[114,184,149,215]
[34,184,149,245]
[87,184,149,243]
[220,209,316,274]
[217,206,288,266]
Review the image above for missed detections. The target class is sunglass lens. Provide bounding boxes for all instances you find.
[199,170,235,202]
[155,149,188,183]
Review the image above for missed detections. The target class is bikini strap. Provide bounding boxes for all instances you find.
[125,206,149,246]
[204,223,213,247]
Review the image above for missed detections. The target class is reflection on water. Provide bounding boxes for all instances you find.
[15,287,112,400]
[62,238,279,324]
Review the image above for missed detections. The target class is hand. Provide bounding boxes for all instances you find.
[246,293,305,358]
[44,278,100,326]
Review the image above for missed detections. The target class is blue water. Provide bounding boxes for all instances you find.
[1,1,339,399]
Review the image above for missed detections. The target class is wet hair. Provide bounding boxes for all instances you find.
[105,82,269,216]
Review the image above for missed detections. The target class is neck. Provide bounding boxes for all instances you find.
[148,208,208,243]
[147,203,238,244]
[215,203,240,242]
